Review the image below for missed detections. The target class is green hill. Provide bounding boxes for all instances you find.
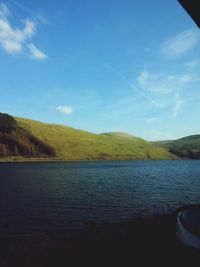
[156,135,200,159]
[0,113,178,161]
[12,116,177,161]
[152,140,174,146]
[101,132,143,140]
[0,113,56,158]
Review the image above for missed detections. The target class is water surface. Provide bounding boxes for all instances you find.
[0,160,200,233]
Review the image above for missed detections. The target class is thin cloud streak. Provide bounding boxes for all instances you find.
[161,29,200,57]
[173,93,183,117]
[146,117,159,124]
[137,70,193,95]
[137,69,195,117]
[28,43,47,60]
[103,63,162,108]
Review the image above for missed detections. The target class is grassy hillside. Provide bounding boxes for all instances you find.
[0,113,55,158]
[157,135,200,159]
[14,116,177,160]
[152,140,173,146]
[101,132,143,141]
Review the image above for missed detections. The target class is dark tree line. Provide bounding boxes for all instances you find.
[0,113,17,133]
[169,148,200,159]
[0,128,56,157]
[0,113,56,157]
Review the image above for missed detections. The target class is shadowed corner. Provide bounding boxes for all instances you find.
[178,0,200,28]
[0,212,200,267]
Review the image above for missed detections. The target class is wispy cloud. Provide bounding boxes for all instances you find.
[137,70,192,95]
[0,2,47,60]
[28,43,47,60]
[146,117,159,124]
[10,0,49,24]
[56,106,73,115]
[137,70,193,117]
[173,93,183,117]
[0,2,9,18]
[137,70,149,87]
[10,0,31,14]
[161,29,200,57]
[104,63,161,107]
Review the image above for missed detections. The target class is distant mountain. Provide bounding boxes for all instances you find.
[152,140,174,146]
[154,135,200,159]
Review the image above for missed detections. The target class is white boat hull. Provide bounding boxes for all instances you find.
[176,208,200,250]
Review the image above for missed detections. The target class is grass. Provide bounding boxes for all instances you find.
[14,117,177,160]
[154,135,200,159]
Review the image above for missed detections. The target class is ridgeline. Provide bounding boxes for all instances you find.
[153,135,200,159]
[0,112,195,161]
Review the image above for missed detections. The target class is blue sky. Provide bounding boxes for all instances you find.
[0,0,200,140]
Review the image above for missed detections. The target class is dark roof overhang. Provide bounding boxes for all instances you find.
[178,0,200,28]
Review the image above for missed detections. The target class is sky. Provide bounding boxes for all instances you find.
[0,0,200,141]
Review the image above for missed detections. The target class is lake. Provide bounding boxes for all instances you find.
[0,160,200,234]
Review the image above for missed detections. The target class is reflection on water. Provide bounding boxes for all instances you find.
[0,160,200,233]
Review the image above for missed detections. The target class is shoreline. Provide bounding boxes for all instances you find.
[0,157,187,163]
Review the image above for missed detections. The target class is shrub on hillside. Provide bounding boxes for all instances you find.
[0,113,17,133]
[0,113,56,157]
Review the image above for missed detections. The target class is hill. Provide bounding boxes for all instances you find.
[10,116,177,161]
[101,132,142,140]
[156,135,200,159]
[0,113,56,158]
[152,140,174,146]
